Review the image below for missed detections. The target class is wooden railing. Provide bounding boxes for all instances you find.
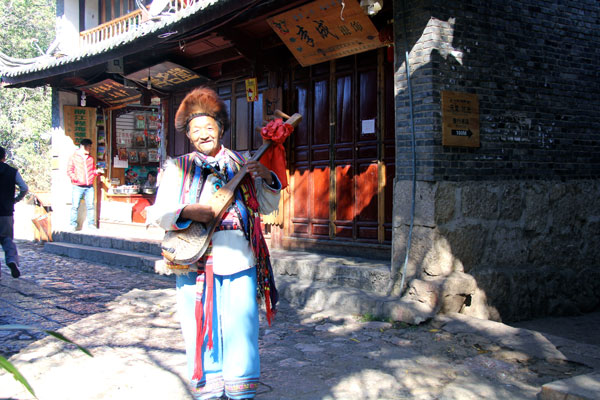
[78,0,211,47]
[79,9,143,47]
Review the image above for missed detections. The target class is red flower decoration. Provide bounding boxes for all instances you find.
[259,118,294,189]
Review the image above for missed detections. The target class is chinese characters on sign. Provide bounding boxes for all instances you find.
[267,0,384,67]
[81,79,140,105]
[64,106,97,149]
[441,91,480,147]
[80,79,141,105]
[125,62,204,91]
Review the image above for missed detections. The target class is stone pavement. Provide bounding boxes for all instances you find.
[1,240,599,400]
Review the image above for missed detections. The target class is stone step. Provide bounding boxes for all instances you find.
[44,241,163,274]
[276,275,435,323]
[52,231,163,256]
[270,249,390,294]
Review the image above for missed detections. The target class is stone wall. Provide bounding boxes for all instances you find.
[392,179,600,322]
[391,0,600,321]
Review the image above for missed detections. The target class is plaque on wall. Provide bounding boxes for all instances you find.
[441,91,480,148]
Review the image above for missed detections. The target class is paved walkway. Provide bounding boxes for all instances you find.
[1,240,599,399]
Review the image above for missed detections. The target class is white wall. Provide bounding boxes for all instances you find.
[51,91,80,230]
[56,0,80,54]
[85,0,98,30]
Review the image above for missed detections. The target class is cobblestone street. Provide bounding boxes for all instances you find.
[1,240,598,399]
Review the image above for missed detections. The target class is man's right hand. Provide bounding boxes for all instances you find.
[180,204,215,223]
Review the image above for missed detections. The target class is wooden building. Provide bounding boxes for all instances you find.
[3,0,599,322]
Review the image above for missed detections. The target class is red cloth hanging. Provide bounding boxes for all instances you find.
[259,118,294,190]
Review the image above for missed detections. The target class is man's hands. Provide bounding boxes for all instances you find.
[246,160,274,185]
[180,204,216,223]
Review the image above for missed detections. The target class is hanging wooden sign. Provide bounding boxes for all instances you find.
[267,0,384,67]
[125,62,206,91]
[80,79,141,105]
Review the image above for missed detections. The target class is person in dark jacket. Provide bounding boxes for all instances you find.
[0,146,28,278]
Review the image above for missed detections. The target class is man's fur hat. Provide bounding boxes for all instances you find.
[175,86,230,135]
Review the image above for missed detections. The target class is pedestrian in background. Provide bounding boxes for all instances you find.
[148,87,280,400]
[66,138,103,231]
[0,145,28,278]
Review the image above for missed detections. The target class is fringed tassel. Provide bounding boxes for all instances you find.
[203,263,214,350]
[264,280,274,326]
[251,215,262,254]
[192,272,205,381]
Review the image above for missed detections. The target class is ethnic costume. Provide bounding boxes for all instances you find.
[148,146,280,400]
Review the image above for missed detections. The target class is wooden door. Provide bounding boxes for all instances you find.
[287,49,394,250]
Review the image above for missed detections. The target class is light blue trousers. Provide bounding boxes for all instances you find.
[70,185,95,228]
[176,268,259,400]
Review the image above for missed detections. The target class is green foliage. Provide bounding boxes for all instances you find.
[0,354,36,398]
[0,0,55,59]
[0,0,55,191]
[0,324,93,398]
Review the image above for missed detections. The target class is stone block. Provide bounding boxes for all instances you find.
[461,184,498,219]
[434,182,457,224]
[393,180,437,228]
[498,183,524,221]
[439,224,486,272]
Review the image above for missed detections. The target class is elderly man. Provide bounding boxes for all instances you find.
[148,87,280,400]
[0,146,28,278]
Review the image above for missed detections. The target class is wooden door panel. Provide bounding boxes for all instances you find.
[235,96,249,151]
[357,144,377,159]
[293,167,309,220]
[357,224,378,240]
[295,85,309,147]
[312,166,330,221]
[312,147,330,161]
[359,70,377,123]
[313,80,329,145]
[335,165,354,221]
[336,75,353,144]
[356,162,378,221]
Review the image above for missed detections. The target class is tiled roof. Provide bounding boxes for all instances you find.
[1,0,227,79]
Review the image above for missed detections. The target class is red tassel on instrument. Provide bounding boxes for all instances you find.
[192,272,205,381]
[265,282,274,326]
[203,263,214,351]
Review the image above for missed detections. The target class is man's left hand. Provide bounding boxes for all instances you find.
[246,160,273,185]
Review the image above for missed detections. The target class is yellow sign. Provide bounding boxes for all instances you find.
[267,0,384,67]
[245,78,258,102]
[64,106,97,147]
[441,91,480,147]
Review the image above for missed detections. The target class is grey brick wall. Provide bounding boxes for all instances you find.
[394,0,600,181]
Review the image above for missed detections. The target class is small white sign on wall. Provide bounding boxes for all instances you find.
[361,119,376,135]
[114,156,128,169]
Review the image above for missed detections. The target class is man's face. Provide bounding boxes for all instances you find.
[187,115,221,157]
[82,144,92,154]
